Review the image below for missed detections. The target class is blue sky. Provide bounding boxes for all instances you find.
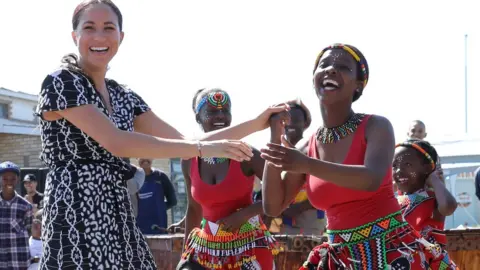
[1,0,479,148]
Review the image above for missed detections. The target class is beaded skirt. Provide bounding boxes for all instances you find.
[181,215,279,269]
[300,211,457,270]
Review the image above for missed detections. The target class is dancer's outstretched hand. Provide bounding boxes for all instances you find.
[254,103,290,131]
[200,140,253,162]
[260,135,310,173]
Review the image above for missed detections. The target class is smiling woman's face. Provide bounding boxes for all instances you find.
[313,48,360,104]
[72,3,124,71]
[196,90,232,132]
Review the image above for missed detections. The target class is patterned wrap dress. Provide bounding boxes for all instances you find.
[35,67,157,269]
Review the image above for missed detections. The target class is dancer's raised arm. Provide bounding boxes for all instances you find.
[134,100,289,141]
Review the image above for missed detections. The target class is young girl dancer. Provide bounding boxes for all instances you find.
[177,88,279,270]
[394,139,458,269]
[261,43,445,269]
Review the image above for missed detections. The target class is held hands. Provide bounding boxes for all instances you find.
[268,111,291,142]
[255,103,291,131]
[260,135,310,173]
[199,140,253,162]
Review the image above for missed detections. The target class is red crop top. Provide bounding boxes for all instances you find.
[306,115,401,230]
[190,158,254,222]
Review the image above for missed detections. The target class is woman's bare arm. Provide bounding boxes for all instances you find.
[48,105,252,160]
[133,106,289,141]
[182,160,203,247]
[304,115,395,191]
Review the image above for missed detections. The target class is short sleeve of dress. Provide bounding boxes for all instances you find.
[37,68,95,116]
[130,90,151,117]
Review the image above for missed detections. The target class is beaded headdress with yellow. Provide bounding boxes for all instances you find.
[313,43,369,89]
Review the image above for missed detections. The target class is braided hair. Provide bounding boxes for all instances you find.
[313,43,369,102]
[396,139,439,173]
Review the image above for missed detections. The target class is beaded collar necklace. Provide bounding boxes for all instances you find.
[316,113,366,144]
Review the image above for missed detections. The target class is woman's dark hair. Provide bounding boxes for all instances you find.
[286,99,312,129]
[72,0,123,31]
[313,44,369,102]
[61,0,123,73]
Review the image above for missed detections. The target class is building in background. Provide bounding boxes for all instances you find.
[170,158,186,224]
[0,87,41,168]
[433,136,480,229]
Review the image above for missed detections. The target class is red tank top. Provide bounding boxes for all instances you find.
[306,115,400,230]
[190,158,254,222]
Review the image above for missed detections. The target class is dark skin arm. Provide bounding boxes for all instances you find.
[181,160,203,245]
[133,106,289,141]
[161,173,177,210]
[427,172,457,220]
[169,148,267,234]
[218,148,266,232]
[262,115,395,192]
[262,130,309,217]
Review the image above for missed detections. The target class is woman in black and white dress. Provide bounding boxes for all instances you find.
[35,1,288,269]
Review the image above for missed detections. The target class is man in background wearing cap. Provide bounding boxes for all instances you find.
[0,161,32,270]
[23,174,43,213]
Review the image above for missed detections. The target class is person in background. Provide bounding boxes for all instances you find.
[23,174,43,212]
[137,158,177,234]
[28,209,43,270]
[280,99,325,235]
[0,161,32,270]
[407,120,427,140]
[403,119,444,187]
[122,158,145,217]
[127,166,145,217]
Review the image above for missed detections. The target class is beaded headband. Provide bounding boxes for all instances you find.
[315,43,369,87]
[395,142,436,171]
[195,91,231,114]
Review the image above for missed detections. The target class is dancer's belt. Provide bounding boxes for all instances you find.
[327,210,408,245]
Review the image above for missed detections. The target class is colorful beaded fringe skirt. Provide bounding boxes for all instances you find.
[300,211,457,270]
[182,215,279,270]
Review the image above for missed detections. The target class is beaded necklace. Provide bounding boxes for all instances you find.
[316,113,365,144]
[201,157,228,165]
